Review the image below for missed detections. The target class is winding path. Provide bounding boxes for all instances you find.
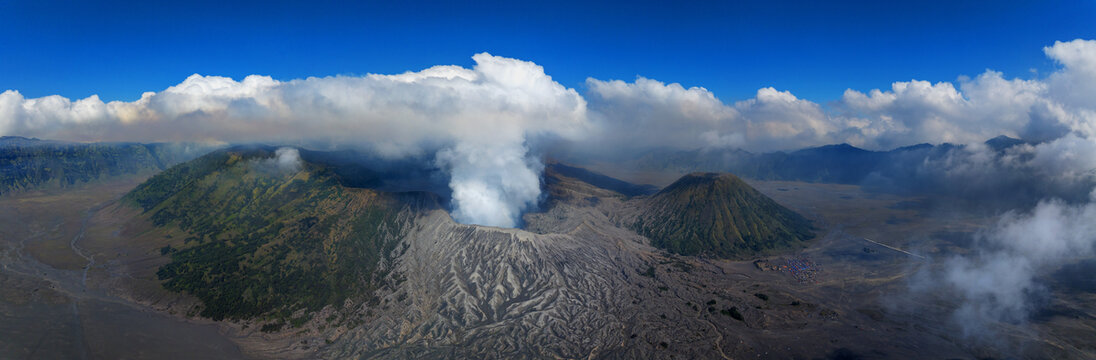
[69,200,114,289]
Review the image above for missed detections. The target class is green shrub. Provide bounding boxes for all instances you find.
[721,307,744,321]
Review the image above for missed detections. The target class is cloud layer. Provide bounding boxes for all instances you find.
[580,40,1096,155]
[3,40,1096,229]
[1,53,588,227]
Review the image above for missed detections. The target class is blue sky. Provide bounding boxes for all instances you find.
[1,0,1093,103]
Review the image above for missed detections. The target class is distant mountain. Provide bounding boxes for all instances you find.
[634,172,814,259]
[124,146,432,321]
[626,135,1030,188]
[984,135,1026,151]
[0,135,68,147]
[546,162,658,197]
[628,143,907,184]
[0,138,215,195]
[775,143,883,183]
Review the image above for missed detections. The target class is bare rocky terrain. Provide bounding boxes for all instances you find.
[2,165,1094,359]
[0,178,244,359]
[320,169,975,359]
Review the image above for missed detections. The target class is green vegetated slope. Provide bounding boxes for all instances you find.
[124,147,418,322]
[0,136,212,194]
[635,172,814,259]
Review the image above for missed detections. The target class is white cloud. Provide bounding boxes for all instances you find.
[582,69,1063,153]
[578,39,1096,155]
[837,40,1096,150]
[5,40,1096,227]
[583,77,743,152]
[838,74,1047,149]
[0,53,589,228]
[733,87,837,152]
[936,199,1096,338]
[1045,39,1096,85]
[1028,134,1096,185]
[583,78,839,153]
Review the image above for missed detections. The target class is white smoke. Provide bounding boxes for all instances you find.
[274,147,302,172]
[250,147,303,174]
[437,142,543,227]
[0,53,589,228]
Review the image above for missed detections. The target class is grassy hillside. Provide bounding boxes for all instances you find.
[124,147,419,321]
[635,172,814,259]
[0,136,212,195]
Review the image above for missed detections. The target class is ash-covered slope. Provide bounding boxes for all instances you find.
[634,172,814,259]
[323,169,749,359]
[320,168,945,359]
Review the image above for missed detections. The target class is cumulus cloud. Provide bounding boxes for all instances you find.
[577,39,1096,157]
[0,53,589,228]
[582,77,744,153]
[835,39,1096,151]
[1045,39,1096,109]
[582,78,840,153]
[837,72,1055,149]
[733,87,838,152]
[580,62,1073,155]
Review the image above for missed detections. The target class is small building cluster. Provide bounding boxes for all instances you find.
[754,256,823,284]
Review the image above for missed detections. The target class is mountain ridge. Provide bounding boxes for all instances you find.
[123,147,429,321]
[0,139,215,195]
